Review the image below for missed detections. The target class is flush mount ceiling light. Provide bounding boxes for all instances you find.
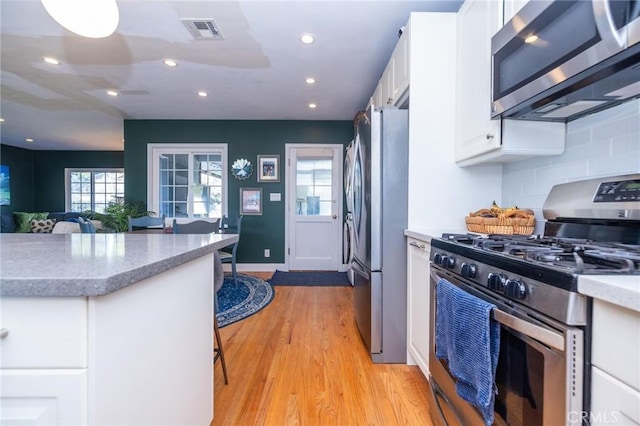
[107,90,118,96]
[305,77,316,84]
[0,118,4,122]
[198,91,208,97]
[163,59,178,67]
[26,138,34,143]
[43,56,61,65]
[300,34,314,44]
[41,0,119,38]
[308,103,317,109]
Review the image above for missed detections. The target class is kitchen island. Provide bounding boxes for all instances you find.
[0,232,238,426]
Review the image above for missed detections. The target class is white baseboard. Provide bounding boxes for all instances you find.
[222,264,352,273]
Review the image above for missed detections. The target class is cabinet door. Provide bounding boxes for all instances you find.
[380,61,393,106]
[454,0,503,163]
[372,81,383,109]
[0,369,88,425]
[391,30,409,106]
[591,367,640,425]
[407,237,431,377]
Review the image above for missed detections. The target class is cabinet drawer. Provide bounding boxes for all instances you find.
[592,299,640,390]
[1,297,87,368]
[591,367,640,425]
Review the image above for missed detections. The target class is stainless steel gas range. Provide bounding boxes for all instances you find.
[427,174,640,426]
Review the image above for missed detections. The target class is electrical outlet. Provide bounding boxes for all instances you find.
[264,249,270,258]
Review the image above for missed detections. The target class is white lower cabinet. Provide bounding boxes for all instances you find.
[590,299,640,425]
[0,254,215,426]
[406,237,431,378]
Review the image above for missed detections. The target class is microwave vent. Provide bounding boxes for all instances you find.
[181,19,224,40]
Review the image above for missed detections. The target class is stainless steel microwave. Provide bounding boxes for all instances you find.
[491,0,640,122]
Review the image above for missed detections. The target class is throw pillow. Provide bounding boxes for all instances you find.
[13,212,49,233]
[30,218,56,233]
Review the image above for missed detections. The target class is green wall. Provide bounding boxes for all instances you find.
[32,151,124,212]
[0,144,124,214]
[0,145,35,214]
[124,120,353,264]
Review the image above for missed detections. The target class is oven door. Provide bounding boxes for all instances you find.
[428,266,584,426]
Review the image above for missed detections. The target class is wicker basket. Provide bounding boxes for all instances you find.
[465,209,535,235]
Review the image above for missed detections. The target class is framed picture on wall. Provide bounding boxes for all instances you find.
[257,155,279,182]
[0,165,10,206]
[240,188,262,215]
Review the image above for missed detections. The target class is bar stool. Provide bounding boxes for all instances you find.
[173,219,228,384]
[213,251,229,384]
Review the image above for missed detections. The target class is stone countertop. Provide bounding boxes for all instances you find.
[404,228,472,242]
[0,233,239,297]
[578,275,640,313]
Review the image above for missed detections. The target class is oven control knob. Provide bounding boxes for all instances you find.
[487,273,506,292]
[441,256,455,269]
[505,279,527,299]
[433,253,443,265]
[461,263,477,278]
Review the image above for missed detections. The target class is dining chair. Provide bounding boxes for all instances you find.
[128,215,165,232]
[218,216,242,287]
[78,217,96,233]
[171,218,220,235]
[172,218,228,384]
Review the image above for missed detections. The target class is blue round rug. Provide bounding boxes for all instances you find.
[216,274,274,328]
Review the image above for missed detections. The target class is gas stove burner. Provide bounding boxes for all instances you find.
[437,233,640,275]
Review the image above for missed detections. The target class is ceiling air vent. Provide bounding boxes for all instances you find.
[181,19,224,40]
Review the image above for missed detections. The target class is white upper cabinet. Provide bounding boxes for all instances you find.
[391,23,410,106]
[455,0,503,164]
[370,18,411,108]
[455,0,565,167]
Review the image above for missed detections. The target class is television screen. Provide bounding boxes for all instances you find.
[0,165,10,205]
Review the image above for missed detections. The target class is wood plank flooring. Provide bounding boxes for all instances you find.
[212,273,435,425]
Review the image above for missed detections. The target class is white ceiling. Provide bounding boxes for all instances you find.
[0,0,462,151]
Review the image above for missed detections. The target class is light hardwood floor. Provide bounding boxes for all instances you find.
[211,273,435,425]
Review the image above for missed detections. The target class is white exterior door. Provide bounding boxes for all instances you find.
[286,144,343,271]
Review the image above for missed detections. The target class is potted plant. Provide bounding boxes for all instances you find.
[89,199,155,233]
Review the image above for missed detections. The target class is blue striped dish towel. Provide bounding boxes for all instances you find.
[435,278,500,426]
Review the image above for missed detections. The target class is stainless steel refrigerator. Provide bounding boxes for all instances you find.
[350,106,408,363]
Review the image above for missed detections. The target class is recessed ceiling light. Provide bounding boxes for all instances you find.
[107,90,118,96]
[300,34,314,44]
[163,59,178,67]
[198,91,208,97]
[305,77,316,84]
[0,118,4,122]
[41,0,119,39]
[26,138,34,143]
[43,56,61,65]
[524,34,539,44]
[308,103,317,109]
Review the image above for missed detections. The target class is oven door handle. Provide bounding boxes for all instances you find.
[491,309,564,351]
[431,269,565,352]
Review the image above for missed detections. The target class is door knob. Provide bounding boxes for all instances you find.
[332,215,337,219]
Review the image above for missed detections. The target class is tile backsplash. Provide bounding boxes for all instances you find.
[502,99,640,234]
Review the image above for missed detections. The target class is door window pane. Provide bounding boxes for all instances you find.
[153,146,227,220]
[296,159,332,216]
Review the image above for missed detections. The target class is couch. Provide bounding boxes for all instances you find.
[0,212,89,233]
